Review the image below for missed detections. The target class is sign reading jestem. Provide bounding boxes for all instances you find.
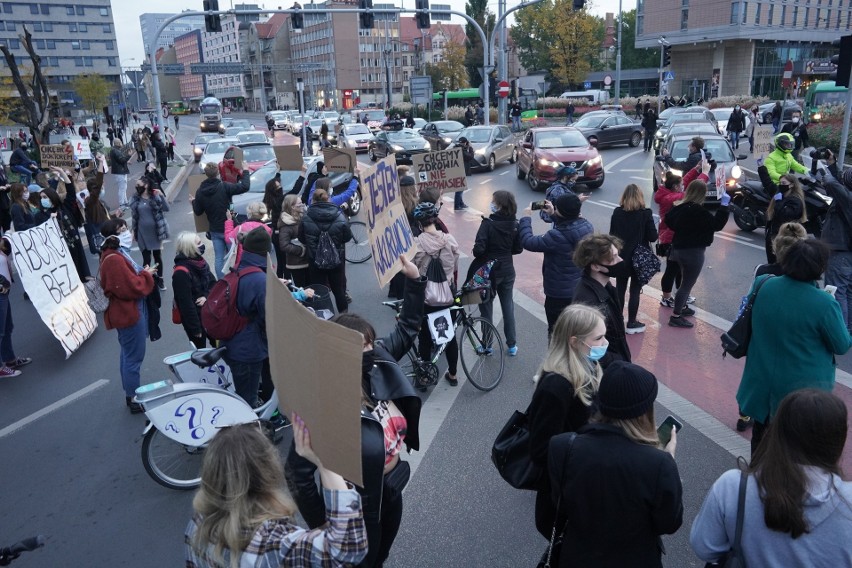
[7,219,96,357]
[410,148,468,194]
[360,155,417,288]
[753,125,774,162]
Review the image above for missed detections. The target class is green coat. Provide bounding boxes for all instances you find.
[736,276,852,422]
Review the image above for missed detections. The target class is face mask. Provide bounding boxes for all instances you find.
[489,203,498,214]
[792,117,800,124]
[197,244,206,256]
[583,340,609,362]
[22,191,29,200]
[136,185,146,194]
[735,106,740,111]
[40,198,51,208]
[118,231,133,249]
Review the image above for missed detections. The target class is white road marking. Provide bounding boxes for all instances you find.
[604,149,645,173]
[0,380,110,439]
[479,179,490,185]
[620,168,647,172]
[630,176,652,182]
[714,233,763,250]
[499,170,510,176]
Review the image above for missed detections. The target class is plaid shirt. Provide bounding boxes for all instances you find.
[185,487,367,568]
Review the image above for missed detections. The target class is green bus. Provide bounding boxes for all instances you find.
[432,88,482,107]
[167,101,191,115]
[804,81,848,123]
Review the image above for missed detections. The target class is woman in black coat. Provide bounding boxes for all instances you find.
[548,361,682,568]
[172,231,216,349]
[34,169,91,281]
[151,131,169,181]
[759,165,806,263]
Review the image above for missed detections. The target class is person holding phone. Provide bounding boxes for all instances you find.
[547,361,683,567]
[129,176,170,291]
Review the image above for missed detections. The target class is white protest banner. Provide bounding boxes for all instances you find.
[410,148,468,195]
[361,155,417,288]
[7,219,97,357]
[72,138,92,160]
[715,164,726,198]
[753,125,774,162]
[427,308,455,345]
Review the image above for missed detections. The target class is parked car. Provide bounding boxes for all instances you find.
[420,120,466,151]
[653,115,719,153]
[758,100,802,125]
[191,133,221,163]
[218,143,277,182]
[367,128,431,165]
[338,123,375,153]
[198,137,239,170]
[268,111,289,131]
[654,121,720,155]
[236,131,271,145]
[710,107,753,138]
[456,125,517,171]
[652,133,746,204]
[516,127,605,191]
[573,113,643,148]
[656,106,716,130]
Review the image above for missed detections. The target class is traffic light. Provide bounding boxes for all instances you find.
[572,0,585,10]
[510,79,517,99]
[291,3,303,30]
[203,0,222,33]
[415,0,431,29]
[359,0,374,29]
[662,45,671,67]
[828,35,852,88]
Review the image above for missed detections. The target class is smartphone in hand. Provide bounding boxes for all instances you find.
[530,200,547,211]
[657,415,683,446]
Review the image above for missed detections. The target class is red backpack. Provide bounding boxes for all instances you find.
[200,267,263,341]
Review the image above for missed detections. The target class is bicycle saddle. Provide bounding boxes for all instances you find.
[191,346,227,368]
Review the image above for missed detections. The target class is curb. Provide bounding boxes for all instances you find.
[164,154,192,203]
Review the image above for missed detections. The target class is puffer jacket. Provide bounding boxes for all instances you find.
[129,192,170,242]
[518,215,594,299]
[413,229,460,286]
[100,248,154,330]
[277,212,309,269]
[191,172,250,233]
[822,163,852,252]
[764,148,808,184]
[472,212,522,279]
[300,202,352,263]
[654,168,706,244]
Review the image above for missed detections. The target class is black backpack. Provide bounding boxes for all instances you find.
[313,230,341,270]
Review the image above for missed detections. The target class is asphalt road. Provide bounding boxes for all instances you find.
[0,112,848,567]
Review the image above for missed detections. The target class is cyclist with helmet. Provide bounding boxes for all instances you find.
[764,132,808,184]
[411,202,461,389]
[541,165,586,223]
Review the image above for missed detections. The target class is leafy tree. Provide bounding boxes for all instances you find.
[71,74,114,115]
[464,0,495,87]
[426,40,469,91]
[619,10,658,69]
[0,26,54,144]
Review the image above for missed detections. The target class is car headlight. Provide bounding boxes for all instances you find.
[194,147,203,155]
[538,158,561,168]
[474,147,486,156]
[812,112,822,121]
[442,136,452,144]
[391,144,404,152]
[587,156,602,166]
[669,168,683,178]
[200,122,206,128]
[655,130,663,138]
[731,165,742,179]
[422,141,431,149]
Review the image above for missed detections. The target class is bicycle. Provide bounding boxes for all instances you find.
[346,220,372,264]
[0,536,44,565]
[382,288,505,391]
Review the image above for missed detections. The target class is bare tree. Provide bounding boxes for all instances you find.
[0,26,53,145]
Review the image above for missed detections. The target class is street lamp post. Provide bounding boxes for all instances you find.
[656,36,669,115]
[614,0,623,104]
[297,78,307,155]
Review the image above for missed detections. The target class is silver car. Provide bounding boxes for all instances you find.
[457,125,517,171]
[199,137,239,170]
[338,123,375,153]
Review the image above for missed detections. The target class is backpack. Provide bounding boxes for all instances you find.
[424,254,454,307]
[200,266,263,341]
[313,230,341,270]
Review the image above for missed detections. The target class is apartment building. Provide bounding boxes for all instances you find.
[140,12,205,58]
[398,17,466,97]
[636,0,845,98]
[243,14,295,112]
[202,15,248,109]
[174,30,207,104]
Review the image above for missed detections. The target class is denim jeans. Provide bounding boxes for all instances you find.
[454,191,466,208]
[0,293,17,362]
[225,357,263,407]
[211,232,227,279]
[11,165,33,185]
[478,273,516,347]
[512,116,521,131]
[730,131,740,148]
[825,251,852,333]
[117,300,148,397]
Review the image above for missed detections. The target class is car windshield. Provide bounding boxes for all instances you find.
[238,133,267,143]
[309,119,324,127]
[224,127,244,137]
[536,130,588,148]
[712,110,732,122]
[460,128,492,143]
[230,120,252,129]
[366,111,386,121]
[671,139,735,162]
[668,124,718,137]
[323,112,339,119]
[249,164,302,193]
[290,115,303,123]
[574,115,607,128]
[241,146,276,163]
[345,124,370,135]
[437,122,464,133]
[658,108,678,120]
[387,130,422,141]
[814,92,847,106]
[666,114,707,127]
[205,141,234,154]
[194,134,218,145]
[200,104,220,114]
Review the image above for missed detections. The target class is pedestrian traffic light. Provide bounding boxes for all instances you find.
[291,3,303,30]
[415,0,431,29]
[663,45,671,67]
[572,0,585,10]
[510,79,517,99]
[203,0,222,33]
[359,0,374,29]
[828,35,852,88]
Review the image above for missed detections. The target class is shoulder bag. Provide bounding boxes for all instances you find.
[720,276,774,358]
[492,408,540,490]
[705,458,749,568]
[632,210,661,285]
[85,264,109,314]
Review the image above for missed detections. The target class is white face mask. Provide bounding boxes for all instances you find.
[118,231,133,249]
[792,117,800,124]
[22,191,29,200]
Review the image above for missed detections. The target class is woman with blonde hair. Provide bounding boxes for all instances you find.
[527,303,606,538]
[609,184,658,334]
[663,179,731,327]
[172,231,216,349]
[224,201,272,270]
[278,194,310,288]
[755,221,807,277]
[185,417,368,567]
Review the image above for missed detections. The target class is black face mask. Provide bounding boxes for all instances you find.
[136,185,146,195]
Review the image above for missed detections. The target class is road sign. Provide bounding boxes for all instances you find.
[782,59,794,88]
[189,62,247,75]
[432,3,452,20]
[664,71,675,82]
[583,81,592,89]
[410,76,433,106]
[603,75,612,86]
[498,80,510,98]
[162,105,169,119]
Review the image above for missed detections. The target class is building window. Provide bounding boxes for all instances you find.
[69,23,76,32]
[81,40,90,49]
[8,38,17,49]
[105,40,113,50]
[2,4,11,14]
[72,40,80,50]
[76,6,84,15]
[804,6,810,26]
[637,0,644,12]
[767,3,774,24]
[755,2,761,23]
[33,22,42,31]
[44,22,52,32]
[108,57,116,67]
[30,4,38,14]
[792,5,798,25]
[742,2,749,22]
[84,57,93,67]
[637,14,644,34]
[682,0,688,7]
[41,4,49,14]
[46,39,55,49]
[74,57,83,67]
[35,39,44,49]
[79,23,87,33]
[681,8,689,28]
[5,21,13,30]
[66,6,74,15]
[780,4,786,25]
[100,7,108,16]
[731,2,740,23]
[103,24,111,33]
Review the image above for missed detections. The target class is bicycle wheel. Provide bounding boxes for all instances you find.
[141,428,205,490]
[346,220,372,264]
[458,317,505,391]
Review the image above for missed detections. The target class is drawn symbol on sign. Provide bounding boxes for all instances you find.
[165,422,180,434]
[210,406,224,425]
[175,398,206,440]
[418,172,428,182]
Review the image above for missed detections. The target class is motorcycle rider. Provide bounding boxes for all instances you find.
[661,136,705,173]
[821,150,852,334]
[540,165,587,223]
[764,132,808,183]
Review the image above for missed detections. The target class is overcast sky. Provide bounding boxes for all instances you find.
[114,0,625,65]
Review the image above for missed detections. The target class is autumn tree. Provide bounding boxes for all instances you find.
[72,74,114,116]
[0,26,54,144]
[464,0,495,88]
[426,40,469,91]
[618,10,658,70]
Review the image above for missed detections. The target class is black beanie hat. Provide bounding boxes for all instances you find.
[554,193,582,220]
[240,227,271,256]
[400,175,415,187]
[597,361,658,420]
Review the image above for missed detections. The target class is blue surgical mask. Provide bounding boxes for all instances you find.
[583,340,609,362]
[40,198,51,209]
[489,203,498,214]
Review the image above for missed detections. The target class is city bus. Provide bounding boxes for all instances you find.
[167,101,191,115]
[804,80,848,123]
[432,88,482,108]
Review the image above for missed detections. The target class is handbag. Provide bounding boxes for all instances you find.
[632,243,661,285]
[536,432,578,568]
[655,242,671,257]
[85,265,109,314]
[721,276,774,359]
[705,459,749,568]
[492,409,541,490]
[382,459,411,500]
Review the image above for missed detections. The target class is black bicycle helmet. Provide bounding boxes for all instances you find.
[412,202,439,220]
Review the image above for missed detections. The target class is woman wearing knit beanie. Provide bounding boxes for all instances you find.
[547,361,683,567]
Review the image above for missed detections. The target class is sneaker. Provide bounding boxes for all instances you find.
[157,280,167,292]
[686,296,696,304]
[680,306,696,316]
[454,204,469,211]
[507,345,518,356]
[5,357,31,369]
[128,401,144,414]
[625,321,646,334]
[660,296,675,308]
[476,346,494,355]
[444,371,458,387]
[0,365,21,377]
[736,416,754,432]
[668,315,694,328]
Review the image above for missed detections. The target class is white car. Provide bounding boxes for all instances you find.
[322,111,340,126]
[338,123,375,153]
[268,111,289,131]
[236,131,271,145]
[199,137,239,170]
[710,108,752,139]
[412,117,427,131]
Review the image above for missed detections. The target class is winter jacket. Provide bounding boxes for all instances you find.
[220,252,268,363]
[641,112,657,131]
[471,212,522,279]
[665,149,703,174]
[655,169,707,244]
[151,136,167,159]
[278,212,309,269]
[758,165,805,240]
[89,138,104,157]
[191,172,251,233]
[109,146,131,175]
[100,248,155,330]
[306,177,358,208]
[300,202,352,264]
[9,147,35,168]
[548,423,683,568]
[665,202,730,249]
[223,218,272,268]
[572,273,632,365]
[821,163,852,252]
[764,148,808,184]
[781,121,810,150]
[727,109,747,133]
[609,207,658,261]
[10,203,36,230]
[129,192,170,243]
[413,229,460,287]
[540,180,577,223]
[518,215,593,299]
[460,144,475,176]
[172,254,216,339]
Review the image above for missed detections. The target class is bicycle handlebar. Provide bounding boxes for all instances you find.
[0,535,45,565]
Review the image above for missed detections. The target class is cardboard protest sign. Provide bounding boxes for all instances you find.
[232,147,244,171]
[427,308,455,345]
[188,175,210,233]
[323,146,357,174]
[72,138,92,160]
[753,125,774,162]
[273,144,303,171]
[266,267,364,485]
[360,155,417,288]
[715,164,727,198]
[410,148,468,195]
[7,219,96,357]
[40,144,75,169]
